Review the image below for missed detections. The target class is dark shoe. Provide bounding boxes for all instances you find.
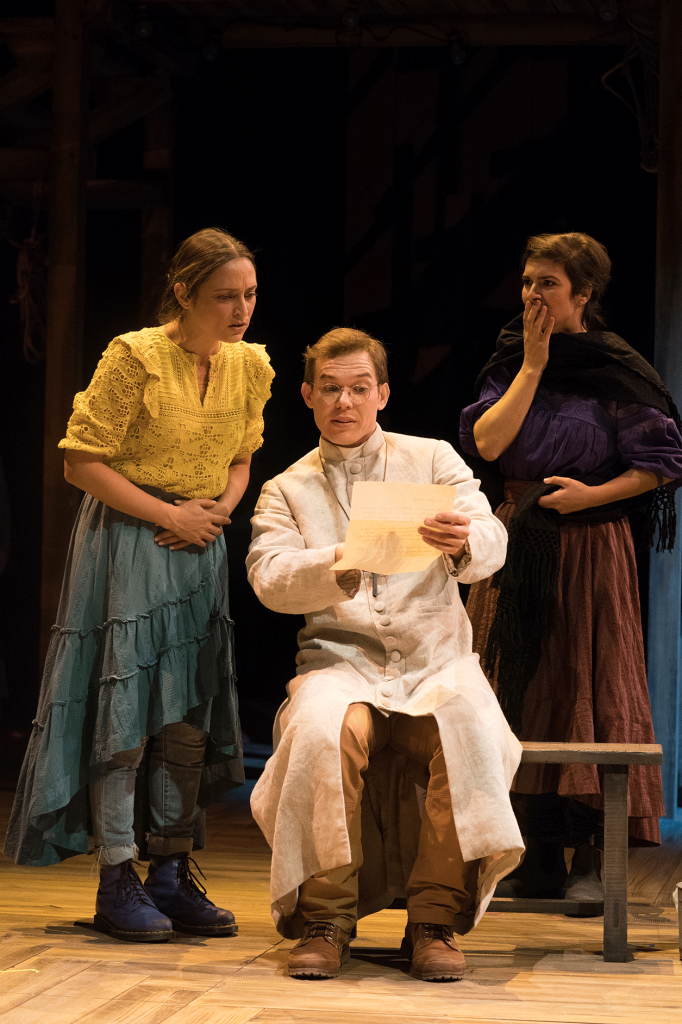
[495,836,568,898]
[563,843,604,916]
[144,854,237,936]
[401,922,466,982]
[287,921,351,979]
[94,859,173,943]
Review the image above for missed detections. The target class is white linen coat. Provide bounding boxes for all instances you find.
[246,426,524,936]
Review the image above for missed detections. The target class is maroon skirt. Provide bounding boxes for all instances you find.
[467,480,664,846]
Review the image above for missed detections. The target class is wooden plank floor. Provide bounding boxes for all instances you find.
[0,784,680,1024]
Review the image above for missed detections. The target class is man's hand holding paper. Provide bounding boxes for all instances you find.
[418,510,470,560]
[333,481,462,575]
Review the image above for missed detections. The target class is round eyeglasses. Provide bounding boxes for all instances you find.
[315,383,378,405]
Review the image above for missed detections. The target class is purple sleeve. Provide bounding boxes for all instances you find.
[616,404,682,483]
[459,371,509,457]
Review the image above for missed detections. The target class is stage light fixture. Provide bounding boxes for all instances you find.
[133,3,154,39]
[341,6,361,30]
[450,41,467,66]
[201,40,220,62]
[599,1,619,21]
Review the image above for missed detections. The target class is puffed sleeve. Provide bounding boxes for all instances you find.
[234,343,275,459]
[459,370,510,458]
[58,337,148,456]
[616,403,682,484]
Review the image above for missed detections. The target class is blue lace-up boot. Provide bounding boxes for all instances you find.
[144,854,238,936]
[94,859,173,942]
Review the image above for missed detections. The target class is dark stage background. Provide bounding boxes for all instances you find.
[0,37,657,746]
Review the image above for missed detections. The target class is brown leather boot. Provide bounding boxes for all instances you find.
[287,921,352,979]
[401,922,466,982]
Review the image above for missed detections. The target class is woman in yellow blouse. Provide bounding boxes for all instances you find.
[4,228,274,943]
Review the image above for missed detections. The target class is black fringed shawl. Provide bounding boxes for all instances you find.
[478,315,682,734]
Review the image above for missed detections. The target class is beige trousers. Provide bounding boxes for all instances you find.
[298,703,480,932]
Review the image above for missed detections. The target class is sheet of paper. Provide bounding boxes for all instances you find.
[333,481,457,575]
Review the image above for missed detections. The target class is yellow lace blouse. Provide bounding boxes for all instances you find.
[59,327,275,499]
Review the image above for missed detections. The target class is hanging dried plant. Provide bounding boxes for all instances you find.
[9,227,48,364]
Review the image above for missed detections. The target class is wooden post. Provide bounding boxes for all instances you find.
[140,93,172,326]
[40,0,87,659]
[649,0,682,821]
[602,764,629,962]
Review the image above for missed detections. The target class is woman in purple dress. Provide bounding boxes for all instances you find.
[460,232,682,904]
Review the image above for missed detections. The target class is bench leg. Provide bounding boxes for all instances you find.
[603,764,629,962]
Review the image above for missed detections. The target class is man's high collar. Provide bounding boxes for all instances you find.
[319,423,385,463]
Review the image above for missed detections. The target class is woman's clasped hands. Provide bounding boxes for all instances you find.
[538,476,594,514]
[154,498,231,550]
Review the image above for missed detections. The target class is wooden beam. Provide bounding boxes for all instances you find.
[88,75,171,145]
[140,97,173,326]
[0,149,49,179]
[0,18,54,34]
[214,16,629,48]
[0,178,167,208]
[86,177,167,208]
[0,26,52,113]
[602,765,630,962]
[40,0,88,660]
[649,0,682,821]
[520,742,663,765]
[0,65,52,116]
[0,10,632,51]
[0,76,172,182]
[0,15,54,112]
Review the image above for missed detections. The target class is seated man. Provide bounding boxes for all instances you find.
[246,328,523,982]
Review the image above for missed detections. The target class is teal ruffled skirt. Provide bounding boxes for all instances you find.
[4,488,244,866]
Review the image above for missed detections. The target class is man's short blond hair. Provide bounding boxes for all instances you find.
[303,328,389,385]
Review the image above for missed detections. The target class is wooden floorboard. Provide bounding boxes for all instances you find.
[0,786,680,1024]
[628,819,682,906]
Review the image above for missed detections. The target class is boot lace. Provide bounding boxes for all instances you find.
[177,856,214,906]
[117,860,158,908]
[416,923,456,947]
[302,922,337,942]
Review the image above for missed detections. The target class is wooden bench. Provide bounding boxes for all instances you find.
[488,742,664,963]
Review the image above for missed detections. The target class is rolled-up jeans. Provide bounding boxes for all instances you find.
[90,721,208,865]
